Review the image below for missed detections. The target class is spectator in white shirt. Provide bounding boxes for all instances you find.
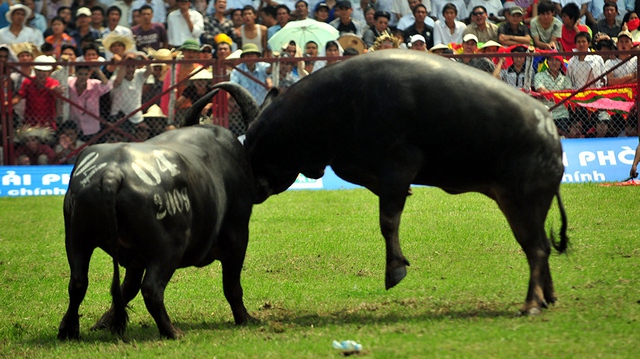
[167,0,204,47]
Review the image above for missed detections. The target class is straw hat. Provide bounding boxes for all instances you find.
[10,42,34,57]
[6,4,32,24]
[142,104,167,118]
[338,34,366,55]
[13,125,54,143]
[146,48,176,71]
[102,33,134,52]
[190,68,213,80]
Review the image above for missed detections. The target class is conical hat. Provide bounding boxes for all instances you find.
[143,104,167,118]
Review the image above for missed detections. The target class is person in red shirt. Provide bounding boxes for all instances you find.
[12,55,62,131]
[558,3,589,52]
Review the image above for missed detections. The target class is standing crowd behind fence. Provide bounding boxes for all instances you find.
[0,0,639,165]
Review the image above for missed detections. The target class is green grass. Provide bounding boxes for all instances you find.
[0,185,639,358]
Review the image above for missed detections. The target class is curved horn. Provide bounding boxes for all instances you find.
[182,88,220,127]
[211,82,261,128]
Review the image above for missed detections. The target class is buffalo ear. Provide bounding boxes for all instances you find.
[261,88,279,109]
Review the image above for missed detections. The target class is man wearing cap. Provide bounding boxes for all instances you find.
[329,1,366,37]
[202,0,241,46]
[313,2,330,22]
[230,43,271,103]
[463,5,499,43]
[605,30,637,85]
[396,0,435,31]
[167,0,204,48]
[131,4,168,50]
[497,6,532,46]
[160,39,203,115]
[363,10,390,47]
[12,55,61,130]
[409,34,427,50]
[0,3,44,46]
[70,7,99,47]
[458,33,497,74]
[402,4,433,48]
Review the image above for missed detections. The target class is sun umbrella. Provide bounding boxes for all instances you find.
[268,18,339,53]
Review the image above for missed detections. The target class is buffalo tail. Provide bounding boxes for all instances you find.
[102,170,129,335]
[550,190,569,254]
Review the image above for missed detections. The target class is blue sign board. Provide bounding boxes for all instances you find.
[1,138,638,197]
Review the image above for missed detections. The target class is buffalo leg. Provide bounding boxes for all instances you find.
[379,190,411,290]
[495,191,556,314]
[140,264,181,339]
[91,265,144,331]
[220,226,258,325]
[58,246,94,340]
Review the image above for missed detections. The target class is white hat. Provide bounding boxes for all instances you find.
[76,7,91,17]
[429,43,449,52]
[6,4,32,24]
[190,68,213,80]
[33,55,56,71]
[480,40,502,49]
[410,34,426,44]
[463,34,479,43]
[143,104,167,118]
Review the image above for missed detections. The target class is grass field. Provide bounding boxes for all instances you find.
[0,184,638,358]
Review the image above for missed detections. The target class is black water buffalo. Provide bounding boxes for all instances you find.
[201,50,569,315]
[57,121,257,340]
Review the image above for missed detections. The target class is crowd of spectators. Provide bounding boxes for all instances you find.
[1,0,639,165]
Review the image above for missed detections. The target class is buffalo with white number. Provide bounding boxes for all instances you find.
[58,120,258,340]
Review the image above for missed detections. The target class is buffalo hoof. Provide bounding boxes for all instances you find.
[237,314,260,325]
[161,327,184,340]
[90,311,114,332]
[385,265,407,290]
[518,307,543,316]
[57,324,80,341]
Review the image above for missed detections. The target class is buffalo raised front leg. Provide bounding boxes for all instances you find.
[379,193,411,290]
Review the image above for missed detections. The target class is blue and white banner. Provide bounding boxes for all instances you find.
[1,138,639,197]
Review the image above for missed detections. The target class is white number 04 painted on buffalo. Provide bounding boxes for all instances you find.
[131,150,181,185]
